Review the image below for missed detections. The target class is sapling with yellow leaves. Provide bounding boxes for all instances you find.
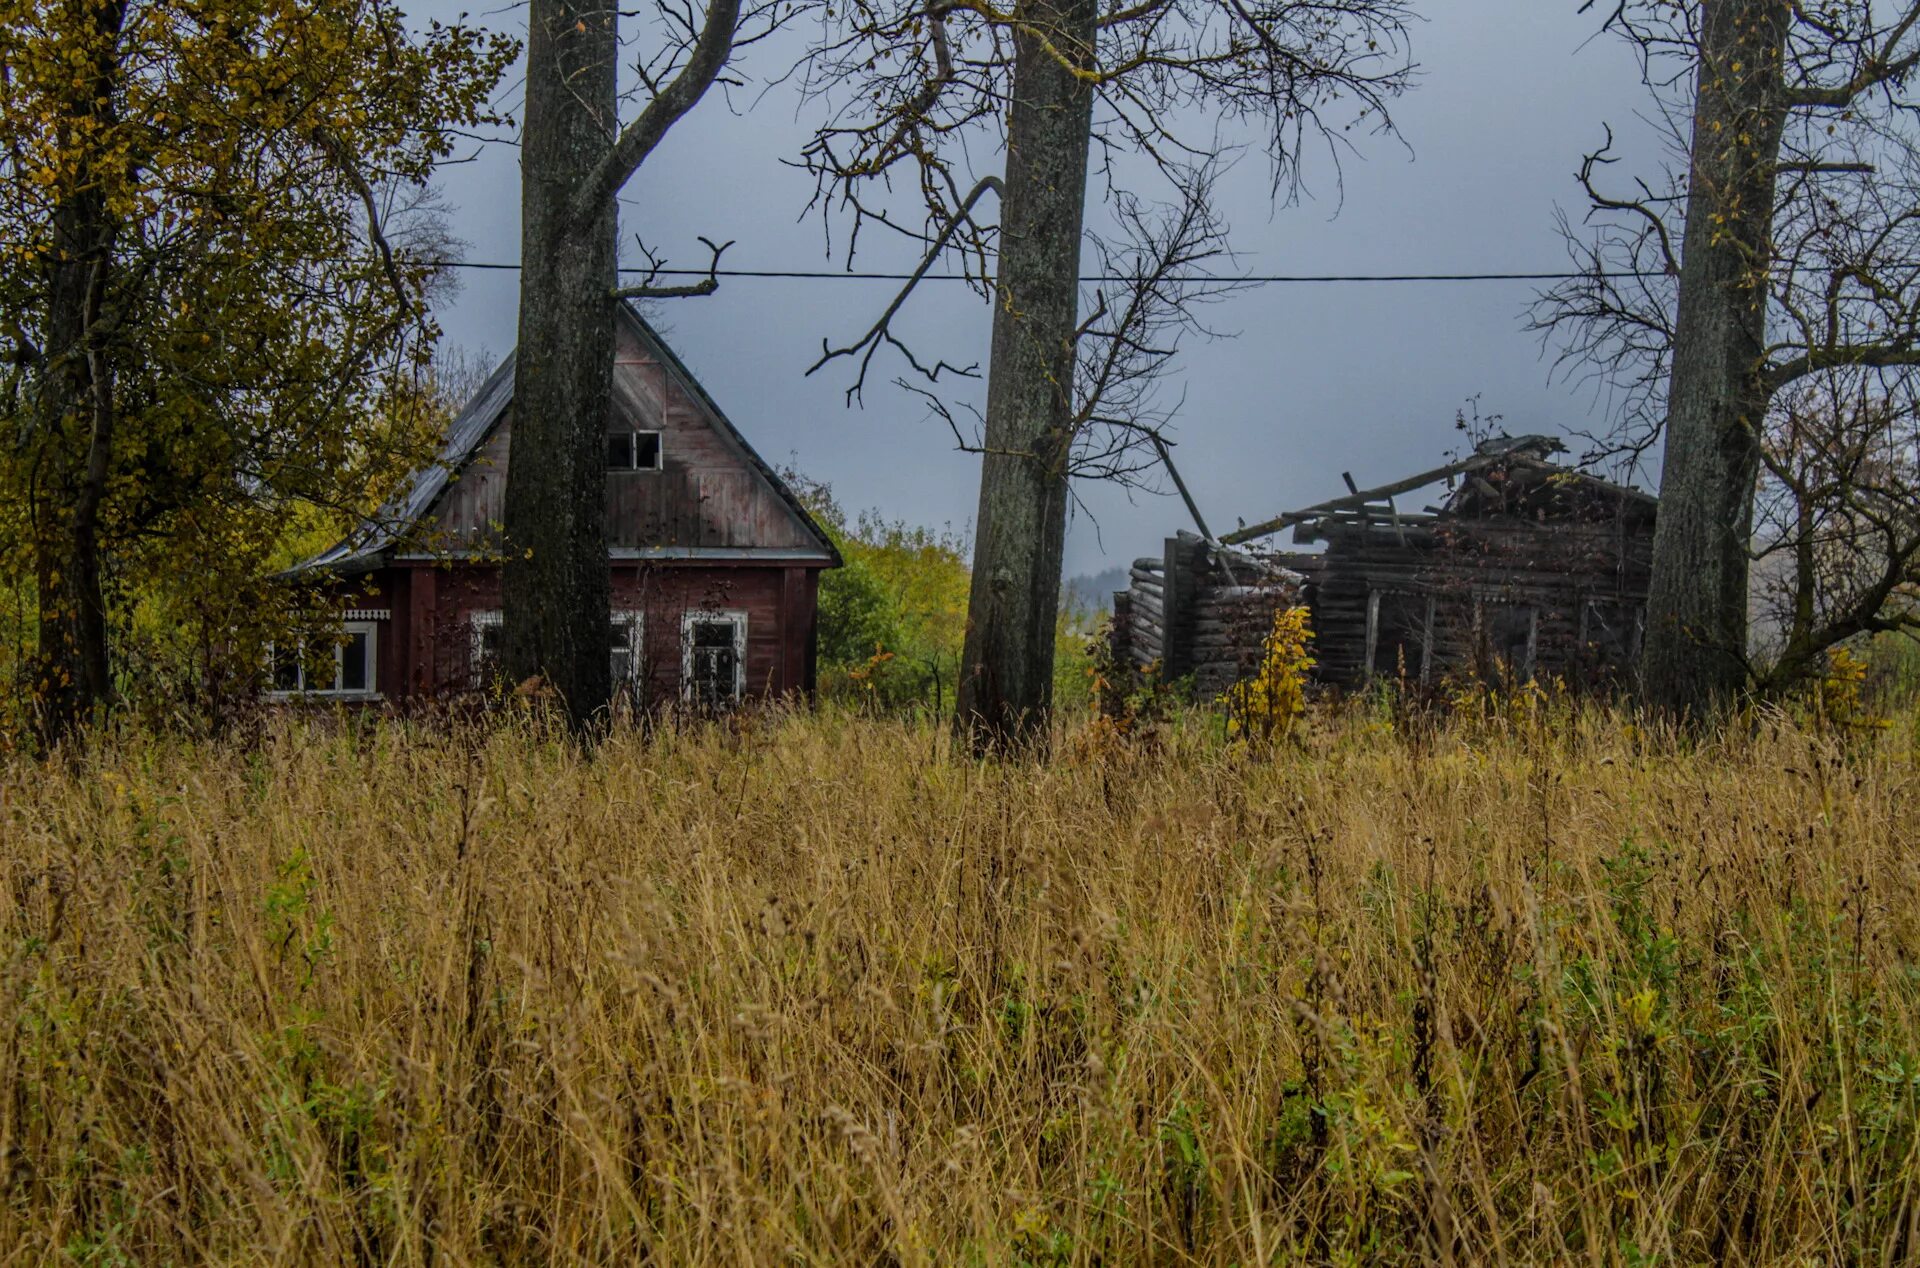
[1220,604,1315,745]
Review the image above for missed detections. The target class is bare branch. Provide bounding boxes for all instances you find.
[1787,0,1920,107]
[610,234,734,298]
[312,127,418,315]
[805,174,1003,405]
[570,0,743,224]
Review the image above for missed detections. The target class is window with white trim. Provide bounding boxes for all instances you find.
[469,610,504,687]
[607,429,663,471]
[468,609,643,689]
[267,622,379,697]
[681,610,746,707]
[610,610,642,689]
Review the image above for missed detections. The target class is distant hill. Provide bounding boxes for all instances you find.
[1063,567,1128,615]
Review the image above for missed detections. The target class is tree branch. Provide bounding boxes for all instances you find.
[568,0,742,226]
[610,234,734,298]
[1766,341,1920,392]
[806,174,1003,404]
[1787,0,1920,107]
[312,127,416,314]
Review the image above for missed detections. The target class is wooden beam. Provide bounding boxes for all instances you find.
[1222,435,1567,546]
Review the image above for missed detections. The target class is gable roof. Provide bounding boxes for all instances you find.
[296,303,839,573]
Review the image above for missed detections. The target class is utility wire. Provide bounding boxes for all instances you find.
[426,259,1666,284]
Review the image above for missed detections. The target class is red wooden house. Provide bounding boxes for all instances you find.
[282,303,840,706]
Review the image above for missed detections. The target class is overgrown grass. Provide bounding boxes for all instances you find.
[3,704,1918,1264]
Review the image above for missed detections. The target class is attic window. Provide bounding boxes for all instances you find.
[608,429,663,472]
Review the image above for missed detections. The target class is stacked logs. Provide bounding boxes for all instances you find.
[1123,557,1167,667]
[1110,532,1305,690]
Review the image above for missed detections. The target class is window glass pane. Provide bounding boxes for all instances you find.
[635,432,662,469]
[610,618,635,684]
[607,432,635,470]
[339,631,369,692]
[688,619,740,705]
[473,619,503,685]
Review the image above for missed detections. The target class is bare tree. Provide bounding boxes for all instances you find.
[1537,0,1920,715]
[502,0,781,728]
[797,0,1413,751]
[1750,374,1920,687]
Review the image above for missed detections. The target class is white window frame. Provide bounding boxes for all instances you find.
[468,609,503,688]
[607,428,664,472]
[266,620,381,699]
[680,609,747,704]
[469,608,644,688]
[611,609,643,689]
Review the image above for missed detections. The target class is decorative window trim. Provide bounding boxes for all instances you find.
[343,608,391,621]
[468,609,502,688]
[611,609,644,688]
[680,609,748,704]
[607,428,664,472]
[265,620,381,700]
[470,608,646,688]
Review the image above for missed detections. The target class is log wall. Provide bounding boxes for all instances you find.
[1110,513,1653,697]
[1110,531,1305,695]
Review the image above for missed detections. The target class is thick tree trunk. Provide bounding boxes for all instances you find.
[34,195,116,743]
[502,0,618,726]
[953,0,1097,753]
[32,0,125,745]
[1641,0,1789,716]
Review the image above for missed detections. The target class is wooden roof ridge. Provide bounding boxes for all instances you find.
[1218,434,1654,547]
[292,303,840,574]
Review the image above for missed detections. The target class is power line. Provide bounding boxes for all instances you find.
[428,260,1662,284]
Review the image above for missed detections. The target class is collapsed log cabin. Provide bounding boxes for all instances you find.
[1111,436,1658,693]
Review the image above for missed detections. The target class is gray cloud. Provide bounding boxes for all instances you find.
[420,0,1665,574]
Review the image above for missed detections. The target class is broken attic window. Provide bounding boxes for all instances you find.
[607,429,663,471]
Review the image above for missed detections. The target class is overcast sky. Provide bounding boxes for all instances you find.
[418,0,1667,577]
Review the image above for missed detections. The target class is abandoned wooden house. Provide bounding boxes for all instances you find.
[1112,436,1658,692]
[283,303,841,706]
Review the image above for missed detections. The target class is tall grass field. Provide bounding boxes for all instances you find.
[3,705,1917,1264]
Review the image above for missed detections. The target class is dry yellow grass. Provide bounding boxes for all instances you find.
[2,705,1917,1265]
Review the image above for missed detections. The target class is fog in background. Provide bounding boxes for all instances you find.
[416,0,1670,579]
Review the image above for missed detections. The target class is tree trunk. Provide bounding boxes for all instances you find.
[32,0,125,745]
[1641,0,1790,716]
[502,0,618,727]
[953,0,1097,753]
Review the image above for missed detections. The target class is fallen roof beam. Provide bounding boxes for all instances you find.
[1223,458,1485,545]
[1220,434,1565,546]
